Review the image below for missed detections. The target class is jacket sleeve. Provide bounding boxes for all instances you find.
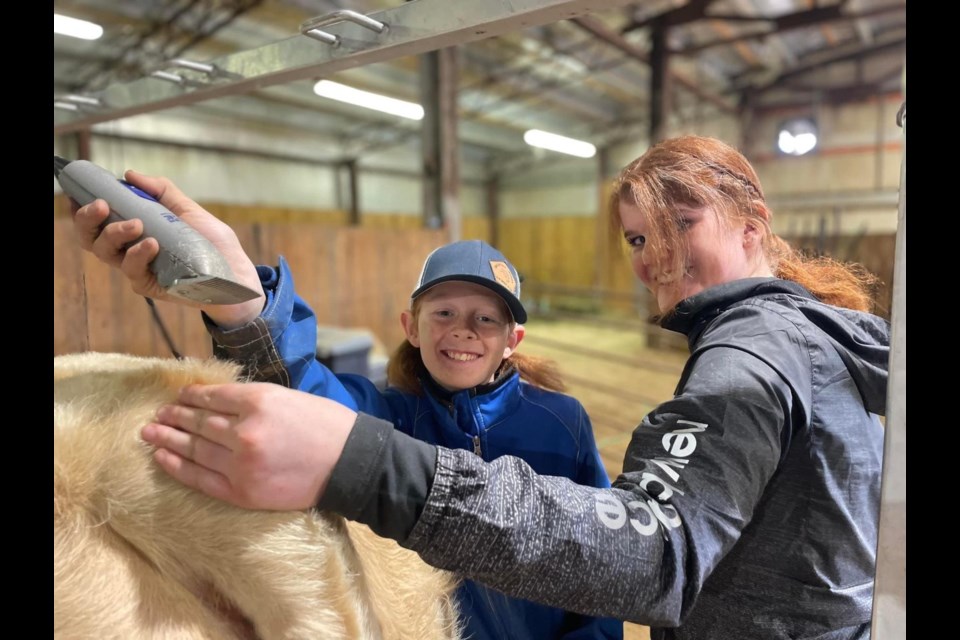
[204,256,387,416]
[320,344,802,627]
[574,401,613,489]
[562,403,623,638]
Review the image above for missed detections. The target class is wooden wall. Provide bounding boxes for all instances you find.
[787,232,896,318]
[499,215,896,322]
[54,212,444,358]
[499,216,598,289]
[54,192,896,362]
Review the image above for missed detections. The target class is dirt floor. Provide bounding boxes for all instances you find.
[520,316,690,640]
[521,315,687,478]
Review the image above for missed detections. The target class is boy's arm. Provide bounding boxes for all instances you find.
[574,402,613,488]
[204,257,369,413]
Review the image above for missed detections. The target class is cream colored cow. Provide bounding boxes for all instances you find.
[54,352,460,640]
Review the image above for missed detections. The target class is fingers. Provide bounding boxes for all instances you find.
[151,447,234,504]
[90,218,147,268]
[142,421,234,471]
[72,199,111,251]
[74,197,147,267]
[154,404,236,447]
[124,170,198,217]
[118,237,161,292]
[177,382,254,415]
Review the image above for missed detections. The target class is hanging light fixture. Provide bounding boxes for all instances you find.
[54,13,103,40]
[313,80,424,121]
[777,118,818,156]
[523,129,596,158]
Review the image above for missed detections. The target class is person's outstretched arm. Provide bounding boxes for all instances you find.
[326,344,794,625]
[143,342,800,626]
[558,402,623,639]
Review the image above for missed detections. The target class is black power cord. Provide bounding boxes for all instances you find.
[144,297,183,360]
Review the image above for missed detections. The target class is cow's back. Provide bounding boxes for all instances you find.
[54,352,460,640]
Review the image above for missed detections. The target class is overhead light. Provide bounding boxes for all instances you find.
[54,13,104,40]
[523,129,596,158]
[313,80,424,120]
[777,118,818,156]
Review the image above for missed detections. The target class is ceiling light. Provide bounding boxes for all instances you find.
[54,13,104,40]
[777,118,818,156]
[313,80,424,120]
[523,129,596,158]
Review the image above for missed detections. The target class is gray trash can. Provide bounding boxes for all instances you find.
[316,326,374,377]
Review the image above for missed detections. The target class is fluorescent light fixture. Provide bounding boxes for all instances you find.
[777,118,818,156]
[54,13,104,40]
[778,131,817,156]
[523,129,596,158]
[313,80,424,120]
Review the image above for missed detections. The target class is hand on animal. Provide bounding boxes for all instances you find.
[142,381,359,510]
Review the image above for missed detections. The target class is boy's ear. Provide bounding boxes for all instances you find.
[502,323,525,359]
[400,310,420,348]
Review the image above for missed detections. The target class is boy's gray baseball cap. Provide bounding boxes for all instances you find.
[412,240,527,323]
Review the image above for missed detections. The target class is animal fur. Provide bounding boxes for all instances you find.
[54,352,460,640]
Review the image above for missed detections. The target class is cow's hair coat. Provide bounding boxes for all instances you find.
[54,352,461,640]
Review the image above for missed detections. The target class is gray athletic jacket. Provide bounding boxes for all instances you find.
[318,277,889,639]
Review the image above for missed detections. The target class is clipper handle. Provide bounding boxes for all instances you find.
[56,157,260,305]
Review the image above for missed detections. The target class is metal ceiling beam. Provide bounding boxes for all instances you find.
[571,15,737,115]
[704,4,849,26]
[846,0,876,45]
[53,0,636,135]
[750,86,901,112]
[674,3,904,56]
[622,0,718,32]
[460,42,622,123]
[69,0,262,93]
[743,35,905,95]
[509,25,650,102]
[88,130,487,185]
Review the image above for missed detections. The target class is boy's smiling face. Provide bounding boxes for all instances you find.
[402,281,523,391]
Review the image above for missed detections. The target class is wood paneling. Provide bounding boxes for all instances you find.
[54,189,896,362]
[54,218,444,358]
[498,216,598,290]
[787,232,896,318]
[53,221,89,354]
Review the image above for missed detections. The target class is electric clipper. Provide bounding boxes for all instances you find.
[54,156,261,305]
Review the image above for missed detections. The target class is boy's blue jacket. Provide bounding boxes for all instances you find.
[206,257,623,640]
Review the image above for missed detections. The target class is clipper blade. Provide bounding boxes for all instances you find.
[166,275,261,305]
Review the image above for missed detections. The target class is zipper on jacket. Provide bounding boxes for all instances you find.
[472,435,482,457]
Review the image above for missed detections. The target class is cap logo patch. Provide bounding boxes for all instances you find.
[489,261,517,293]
